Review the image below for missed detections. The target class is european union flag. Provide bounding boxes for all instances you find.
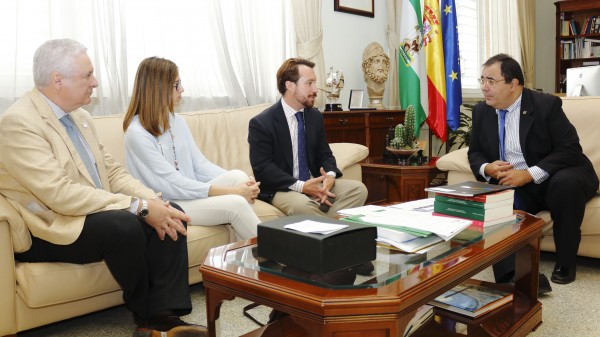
[441,0,462,131]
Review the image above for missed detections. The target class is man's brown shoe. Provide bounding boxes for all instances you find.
[133,315,208,337]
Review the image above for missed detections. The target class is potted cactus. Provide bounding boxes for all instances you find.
[386,105,420,156]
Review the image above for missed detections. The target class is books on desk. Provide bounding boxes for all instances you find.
[433,199,513,221]
[433,212,517,228]
[429,182,515,223]
[434,189,514,203]
[434,194,513,209]
[430,281,513,318]
[425,181,513,198]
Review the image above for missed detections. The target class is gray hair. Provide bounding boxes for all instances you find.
[33,39,88,87]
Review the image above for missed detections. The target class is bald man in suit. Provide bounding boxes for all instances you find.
[0,39,207,336]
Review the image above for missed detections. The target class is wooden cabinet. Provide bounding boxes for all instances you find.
[360,158,446,205]
[555,0,600,93]
[322,109,405,157]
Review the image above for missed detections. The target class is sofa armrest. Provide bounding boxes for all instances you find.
[330,143,369,181]
[436,147,477,185]
[0,220,18,335]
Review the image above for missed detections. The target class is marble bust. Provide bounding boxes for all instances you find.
[361,42,390,109]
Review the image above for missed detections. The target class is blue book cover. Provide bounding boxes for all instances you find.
[431,283,513,318]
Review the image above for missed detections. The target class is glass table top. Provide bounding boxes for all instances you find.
[222,215,525,290]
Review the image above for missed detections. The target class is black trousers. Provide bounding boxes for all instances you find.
[493,165,598,282]
[15,204,192,321]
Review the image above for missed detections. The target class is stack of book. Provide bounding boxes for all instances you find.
[426,181,516,227]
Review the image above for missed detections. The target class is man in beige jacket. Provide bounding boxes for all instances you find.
[0,39,207,336]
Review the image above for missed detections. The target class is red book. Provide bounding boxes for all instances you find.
[433,212,517,228]
[435,189,514,203]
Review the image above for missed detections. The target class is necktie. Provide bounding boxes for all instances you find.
[497,109,525,210]
[60,115,102,188]
[498,109,508,161]
[295,111,310,181]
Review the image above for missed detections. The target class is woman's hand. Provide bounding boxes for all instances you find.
[237,178,260,203]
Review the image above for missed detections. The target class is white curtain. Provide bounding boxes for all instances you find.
[482,0,522,68]
[0,0,295,116]
[386,0,401,109]
[291,0,326,109]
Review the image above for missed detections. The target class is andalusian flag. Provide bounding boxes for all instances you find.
[399,0,427,137]
[424,0,447,141]
[442,0,462,131]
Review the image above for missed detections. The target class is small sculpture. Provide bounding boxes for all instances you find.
[362,42,390,109]
[324,67,344,111]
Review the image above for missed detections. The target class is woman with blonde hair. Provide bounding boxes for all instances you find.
[123,57,260,239]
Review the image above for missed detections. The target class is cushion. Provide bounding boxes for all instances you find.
[436,147,470,173]
[329,143,369,170]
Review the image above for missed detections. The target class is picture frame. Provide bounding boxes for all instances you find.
[334,0,375,18]
[348,89,367,110]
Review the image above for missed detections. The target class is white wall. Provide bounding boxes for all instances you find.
[321,0,390,109]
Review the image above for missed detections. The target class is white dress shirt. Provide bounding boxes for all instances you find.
[479,94,549,184]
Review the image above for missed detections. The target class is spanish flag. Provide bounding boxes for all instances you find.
[424,0,447,141]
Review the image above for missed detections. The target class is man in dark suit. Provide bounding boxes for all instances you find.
[248,58,367,218]
[468,54,598,285]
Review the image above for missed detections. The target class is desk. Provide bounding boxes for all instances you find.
[360,157,446,205]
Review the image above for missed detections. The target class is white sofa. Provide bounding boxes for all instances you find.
[436,96,600,259]
[0,103,369,336]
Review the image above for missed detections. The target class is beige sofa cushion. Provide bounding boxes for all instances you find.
[16,261,120,308]
[179,104,272,175]
[330,142,369,171]
[435,147,473,185]
[561,97,600,184]
[16,224,231,308]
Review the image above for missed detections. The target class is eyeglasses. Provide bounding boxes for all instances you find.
[174,80,183,92]
[478,77,506,87]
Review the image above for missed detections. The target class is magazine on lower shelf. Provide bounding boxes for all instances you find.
[430,281,513,318]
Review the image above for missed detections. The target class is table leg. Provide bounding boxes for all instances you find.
[205,285,235,337]
[514,234,540,300]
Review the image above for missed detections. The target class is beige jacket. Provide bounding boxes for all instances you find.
[0,88,155,251]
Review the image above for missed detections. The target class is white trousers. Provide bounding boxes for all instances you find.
[173,170,260,240]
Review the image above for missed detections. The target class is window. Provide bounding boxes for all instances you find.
[455,0,483,98]
[0,0,295,115]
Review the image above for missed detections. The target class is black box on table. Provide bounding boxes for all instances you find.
[257,214,376,274]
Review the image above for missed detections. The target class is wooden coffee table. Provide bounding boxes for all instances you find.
[200,212,545,337]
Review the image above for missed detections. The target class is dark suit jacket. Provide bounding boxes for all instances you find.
[248,100,341,200]
[468,88,596,187]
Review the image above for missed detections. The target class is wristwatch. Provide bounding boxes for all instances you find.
[138,199,149,219]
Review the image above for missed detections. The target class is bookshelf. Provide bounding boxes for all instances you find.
[555,0,600,93]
